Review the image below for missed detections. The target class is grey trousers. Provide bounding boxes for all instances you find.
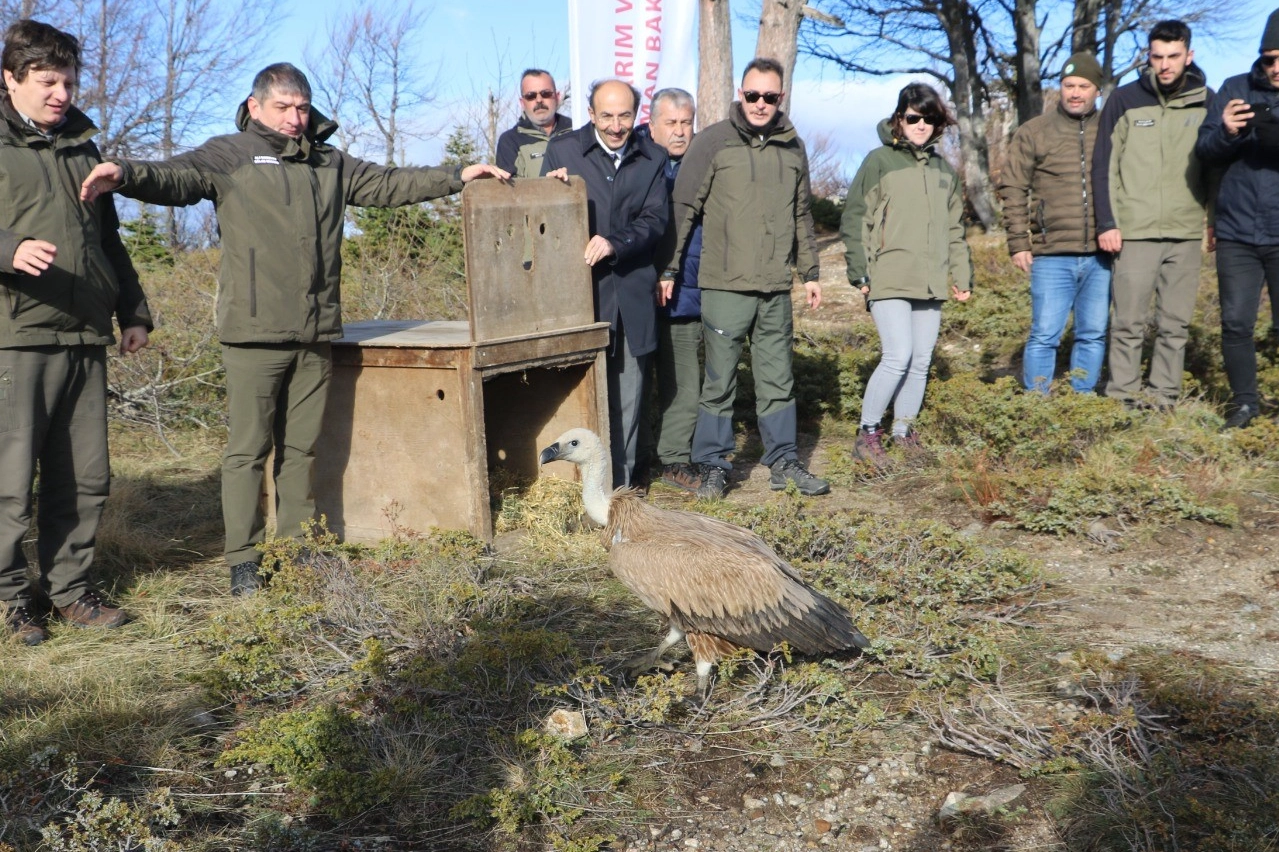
[0,346,110,609]
[654,317,703,465]
[220,343,331,566]
[605,324,651,489]
[1105,239,1202,404]
[860,298,942,435]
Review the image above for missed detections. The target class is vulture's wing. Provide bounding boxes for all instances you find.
[607,499,869,654]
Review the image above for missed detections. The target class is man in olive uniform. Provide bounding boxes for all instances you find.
[669,57,828,499]
[1,20,153,645]
[82,63,507,595]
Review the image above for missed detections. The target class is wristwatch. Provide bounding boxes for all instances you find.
[850,276,870,287]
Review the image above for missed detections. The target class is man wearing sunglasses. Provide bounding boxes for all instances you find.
[1091,20,1213,413]
[669,57,828,499]
[496,68,572,178]
[1195,8,1279,430]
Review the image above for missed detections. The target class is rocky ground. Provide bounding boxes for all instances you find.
[596,238,1279,851]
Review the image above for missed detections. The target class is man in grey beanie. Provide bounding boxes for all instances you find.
[1194,8,1279,429]
[999,52,1110,394]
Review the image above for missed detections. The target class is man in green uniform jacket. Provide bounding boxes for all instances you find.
[669,57,828,499]
[1091,20,1213,410]
[1,20,153,645]
[82,63,508,596]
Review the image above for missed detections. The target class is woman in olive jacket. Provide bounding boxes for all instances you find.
[840,83,971,467]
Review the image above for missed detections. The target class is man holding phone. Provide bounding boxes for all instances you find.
[1195,8,1279,429]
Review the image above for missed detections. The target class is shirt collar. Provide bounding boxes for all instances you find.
[594,128,627,165]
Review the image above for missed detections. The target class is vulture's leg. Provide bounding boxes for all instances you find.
[694,658,716,702]
[625,624,685,678]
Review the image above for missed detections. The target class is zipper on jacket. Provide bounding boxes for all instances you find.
[249,247,258,317]
[1078,116,1090,249]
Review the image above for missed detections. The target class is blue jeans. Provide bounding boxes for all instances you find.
[1023,253,1112,393]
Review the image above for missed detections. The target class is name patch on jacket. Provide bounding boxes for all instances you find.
[253,155,280,165]
[1134,119,1156,127]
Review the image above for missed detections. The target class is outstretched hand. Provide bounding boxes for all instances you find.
[80,162,125,203]
[460,163,511,183]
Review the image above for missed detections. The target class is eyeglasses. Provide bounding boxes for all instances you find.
[522,89,556,101]
[742,90,782,105]
[902,114,936,125]
[1262,55,1279,69]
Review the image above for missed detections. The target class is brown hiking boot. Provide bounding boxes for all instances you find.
[894,429,927,457]
[56,590,128,629]
[853,425,891,469]
[660,462,703,492]
[4,604,47,646]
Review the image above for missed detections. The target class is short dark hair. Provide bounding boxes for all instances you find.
[588,78,641,113]
[893,82,955,129]
[251,62,311,104]
[2,19,81,83]
[520,68,557,91]
[742,57,784,87]
[1149,20,1192,47]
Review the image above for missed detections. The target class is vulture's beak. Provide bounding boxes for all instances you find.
[538,442,562,465]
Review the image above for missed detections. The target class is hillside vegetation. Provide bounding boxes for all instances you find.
[2,228,1277,852]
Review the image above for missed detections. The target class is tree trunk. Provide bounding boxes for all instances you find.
[698,0,733,126]
[1012,0,1043,124]
[756,0,804,93]
[940,0,998,230]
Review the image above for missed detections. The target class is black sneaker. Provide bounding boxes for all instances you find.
[230,562,263,597]
[4,603,46,646]
[695,465,728,499]
[1222,403,1258,431]
[770,458,831,496]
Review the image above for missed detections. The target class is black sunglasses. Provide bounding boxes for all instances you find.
[742,90,782,105]
[902,113,936,125]
[1262,55,1279,68]
[522,89,556,101]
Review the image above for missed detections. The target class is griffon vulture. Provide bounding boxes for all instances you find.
[539,428,871,698]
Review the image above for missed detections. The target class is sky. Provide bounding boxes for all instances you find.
[259,0,1276,176]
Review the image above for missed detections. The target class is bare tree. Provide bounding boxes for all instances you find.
[803,0,1244,229]
[312,2,438,166]
[803,0,1001,228]
[699,0,734,126]
[756,0,847,96]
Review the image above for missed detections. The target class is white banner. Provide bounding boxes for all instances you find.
[568,0,699,129]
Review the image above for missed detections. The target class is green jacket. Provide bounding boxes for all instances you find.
[498,113,572,178]
[671,103,818,293]
[1091,64,1212,241]
[0,99,152,347]
[998,102,1101,256]
[114,102,463,344]
[842,120,971,301]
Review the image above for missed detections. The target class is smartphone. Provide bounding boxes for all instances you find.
[1246,102,1275,126]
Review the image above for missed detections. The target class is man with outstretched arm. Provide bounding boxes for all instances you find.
[82,62,508,596]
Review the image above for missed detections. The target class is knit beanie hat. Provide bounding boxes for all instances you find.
[1261,9,1279,52]
[1061,52,1104,89]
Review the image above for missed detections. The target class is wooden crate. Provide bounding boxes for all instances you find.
[312,178,610,541]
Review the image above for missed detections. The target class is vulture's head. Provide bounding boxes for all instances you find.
[539,428,604,467]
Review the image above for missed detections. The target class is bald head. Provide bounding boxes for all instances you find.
[588,79,639,151]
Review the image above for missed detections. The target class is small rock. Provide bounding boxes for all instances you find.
[544,708,587,740]
[863,773,876,785]
[743,796,767,811]
[770,753,787,768]
[827,766,846,783]
[814,819,832,834]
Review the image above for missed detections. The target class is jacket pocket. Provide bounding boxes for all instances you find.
[5,284,19,320]
[248,248,258,318]
[1034,199,1047,243]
